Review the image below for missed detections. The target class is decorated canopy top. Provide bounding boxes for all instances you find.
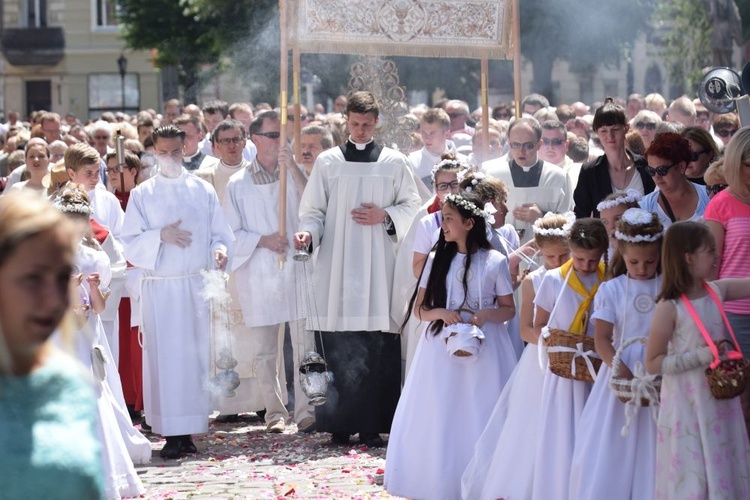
[293,0,513,60]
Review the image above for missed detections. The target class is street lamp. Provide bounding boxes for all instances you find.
[117,54,128,112]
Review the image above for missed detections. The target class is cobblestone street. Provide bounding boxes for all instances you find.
[135,415,400,499]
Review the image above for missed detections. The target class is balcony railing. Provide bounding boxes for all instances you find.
[1,27,65,66]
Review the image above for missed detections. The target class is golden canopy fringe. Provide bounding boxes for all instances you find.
[291,0,513,61]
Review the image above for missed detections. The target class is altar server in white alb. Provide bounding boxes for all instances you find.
[223,110,315,434]
[294,91,421,448]
[483,117,572,243]
[122,125,233,460]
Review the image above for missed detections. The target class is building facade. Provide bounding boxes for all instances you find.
[0,0,161,120]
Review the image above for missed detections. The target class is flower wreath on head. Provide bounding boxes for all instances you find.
[596,189,643,213]
[53,198,93,216]
[457,171,487,192]
[431,158,471,184]
[532,211,575,237]
[444,193,495,224]
[614,208,663,243]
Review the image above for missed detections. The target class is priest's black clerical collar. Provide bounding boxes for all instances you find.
[509,159,544,188]
[341,137,382,163]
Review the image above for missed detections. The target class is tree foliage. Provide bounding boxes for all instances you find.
[654,0,712,96]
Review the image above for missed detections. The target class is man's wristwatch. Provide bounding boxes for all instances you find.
[383,212,395,231]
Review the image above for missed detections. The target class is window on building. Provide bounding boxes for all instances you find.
[24,0,48,27]
[88,73,140,115]
[95,0,118,28]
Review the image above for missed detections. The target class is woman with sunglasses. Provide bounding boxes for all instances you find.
[713,113,740,148]
[639,132,710,228]
[574,98,655,219]
[704,129,750,430]
[681,126,719,185]
[629,109,661,149]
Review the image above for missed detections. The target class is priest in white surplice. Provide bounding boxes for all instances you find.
[122,125,233,460]
[483,117,572,244]
[221,111,314,433]
[294,92,421,448]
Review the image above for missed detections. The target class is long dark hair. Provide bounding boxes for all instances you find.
[400,192,492,336]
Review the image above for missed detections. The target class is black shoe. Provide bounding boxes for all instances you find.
[140,420,152,433]
[180,435,197,454]
[256,409,266,421]
[330,432,351,445]
[214,413,239,423]
[159,437,182,459]
[358,433,385,448]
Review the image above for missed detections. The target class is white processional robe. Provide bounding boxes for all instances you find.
[121,172,233,436]
[482,159,572,245]
[299,146,421,333]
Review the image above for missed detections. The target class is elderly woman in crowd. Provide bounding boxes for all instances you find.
[704,127,750,434]
[638,132,709,228]
[681,126,719,185]
[574,98,654,218]
[629,109,661,149]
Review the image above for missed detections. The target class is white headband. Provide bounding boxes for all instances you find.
[533,211,575,237]
[596,189,642,213]
[614,208,663,243]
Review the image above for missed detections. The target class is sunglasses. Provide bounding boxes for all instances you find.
[715,128,737,138]
[509,142,536,151]
[253,131,281,139]
[435,181,459,192]
[706,183,728,197]
[690,149,709,162]
[635,122,656,131]
[93,135,110,140]
[646,162,677,177]
[541,138,565,147]
[287,114,308,121]
[216,137,244,145]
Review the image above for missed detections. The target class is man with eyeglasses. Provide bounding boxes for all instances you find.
[294,91,420,448]
[196,120,252,203]
[121,125,233,459]
[222,109,314,434]
[539,120,582,191]
[484,117,572,243]
[408,108,465,200]
[199,100,258,163]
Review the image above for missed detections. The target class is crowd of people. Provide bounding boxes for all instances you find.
[1,87,750,499]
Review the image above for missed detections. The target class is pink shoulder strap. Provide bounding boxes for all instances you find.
[680,281,744,370]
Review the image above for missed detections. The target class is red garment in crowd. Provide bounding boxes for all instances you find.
[118,297,144,411]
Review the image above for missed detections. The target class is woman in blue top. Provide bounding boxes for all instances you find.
[639,132,710,229]
[0,191,104,499]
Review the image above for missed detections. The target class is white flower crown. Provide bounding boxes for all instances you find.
[431,158,471,183]
[614,208,663,243]
[53,200,93,216]
[456,169,485,185]
[596,189,642,213]
[533,211,575,237]
[444,193,495,224]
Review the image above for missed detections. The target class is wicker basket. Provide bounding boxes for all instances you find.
[609,336,661,406]
[544,328,601,382]
[706,340,750,400]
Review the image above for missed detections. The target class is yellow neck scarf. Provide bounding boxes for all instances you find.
[559,259,606,334]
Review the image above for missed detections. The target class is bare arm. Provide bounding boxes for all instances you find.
[594,318,625,373]
[413,287,462,325]
[715,278,750,302]
[533,305,551,332]
[706,219,724,280]
[645,300,676,374]
[519,277,540,344]
[412,252,428,279]
[473,294,515,327]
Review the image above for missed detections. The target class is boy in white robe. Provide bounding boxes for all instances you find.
[122,125,233,459]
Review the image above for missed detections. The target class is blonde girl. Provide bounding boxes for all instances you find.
[570,208,664,499]
[531,218,609,499]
